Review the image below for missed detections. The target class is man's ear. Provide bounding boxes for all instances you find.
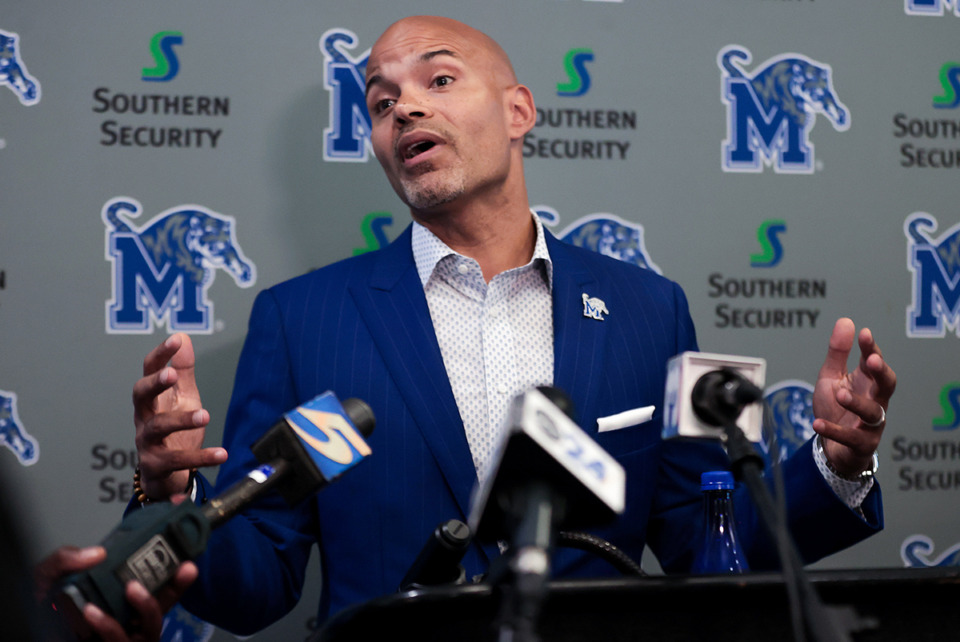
[506,84,536,140]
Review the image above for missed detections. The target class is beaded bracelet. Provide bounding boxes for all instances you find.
[134,466,197,504]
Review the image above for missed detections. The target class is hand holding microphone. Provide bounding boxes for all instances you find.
[53,392,374,638]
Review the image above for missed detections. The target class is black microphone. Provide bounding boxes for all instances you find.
[52,392,374,638]
[468,386,625,642]
[398,519,471,591]
[692,367,764,428]
[662,351,766,443]
[469,387,625,545]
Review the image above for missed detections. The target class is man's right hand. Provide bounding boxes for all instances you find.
[36,545,198,642]
[133,333,227,501]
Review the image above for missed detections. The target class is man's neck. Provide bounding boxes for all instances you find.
[413,200,536,283]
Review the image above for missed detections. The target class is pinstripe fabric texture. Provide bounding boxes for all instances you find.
[180,224,883,634]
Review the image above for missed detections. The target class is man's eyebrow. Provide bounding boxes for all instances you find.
[365,74,382,98]
[421,48,459,63]
[365,49,461,98]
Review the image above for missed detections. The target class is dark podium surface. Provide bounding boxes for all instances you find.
[316,567,960,641]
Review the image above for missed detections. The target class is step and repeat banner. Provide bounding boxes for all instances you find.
[2,1,958,640]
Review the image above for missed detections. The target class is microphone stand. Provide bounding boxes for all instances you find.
[694,368,862,642]
[722,421,853,642]
[490,481,560,642]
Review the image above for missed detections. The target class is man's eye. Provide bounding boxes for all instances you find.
[373,98,395,114]
[433,75,453,87]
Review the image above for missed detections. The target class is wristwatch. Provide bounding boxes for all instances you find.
[815,434,879,483]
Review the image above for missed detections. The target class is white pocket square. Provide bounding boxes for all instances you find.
[597,405,656,433]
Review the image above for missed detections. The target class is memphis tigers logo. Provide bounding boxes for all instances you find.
[0,29,40,106]
[719,45,849,174]
[902,535,960,567]
[761,380,815,463]
[1,390,39,466]
[321,28,372,162]
[103,198,257,334]
[535,206,662,274]
[906,0,960,16]
[905,212,960,338]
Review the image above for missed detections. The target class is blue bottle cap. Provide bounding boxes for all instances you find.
[701,470,734,491]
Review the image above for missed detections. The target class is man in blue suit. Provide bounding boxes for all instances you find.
[130,16,897,635]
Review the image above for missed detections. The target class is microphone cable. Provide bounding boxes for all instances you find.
[556,531,646,577]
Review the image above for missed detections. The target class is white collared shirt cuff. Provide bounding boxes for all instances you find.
[812,439,874,510]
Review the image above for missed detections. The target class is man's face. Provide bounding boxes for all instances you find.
[365,19,515,213]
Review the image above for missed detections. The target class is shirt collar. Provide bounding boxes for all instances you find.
[412,211,553,290]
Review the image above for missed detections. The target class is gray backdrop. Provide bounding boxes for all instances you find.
[2,1,959,640]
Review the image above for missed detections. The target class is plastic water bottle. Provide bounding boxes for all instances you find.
[691,470,749,574]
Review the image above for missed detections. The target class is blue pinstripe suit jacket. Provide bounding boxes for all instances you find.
[180,225,881,634]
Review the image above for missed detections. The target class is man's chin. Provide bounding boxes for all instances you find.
[399,177,466,212]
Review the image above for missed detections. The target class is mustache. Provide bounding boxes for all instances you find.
[393,124,453,159]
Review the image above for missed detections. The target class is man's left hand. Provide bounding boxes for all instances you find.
[812,317,897,478]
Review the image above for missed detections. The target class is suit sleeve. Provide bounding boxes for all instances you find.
[179,289,319,635]
[645,282,882,573]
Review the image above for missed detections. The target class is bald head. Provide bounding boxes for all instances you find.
[363,15,536,221]
[367,16,517,89]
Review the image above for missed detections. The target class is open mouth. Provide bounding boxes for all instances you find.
[398,131,445,164]
[405,140,436,160]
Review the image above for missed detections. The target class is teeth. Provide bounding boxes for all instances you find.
[405,140,434,160]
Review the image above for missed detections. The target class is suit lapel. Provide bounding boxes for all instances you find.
[350,228,608,564]
[547,233,608,432]
[348,227,480,525]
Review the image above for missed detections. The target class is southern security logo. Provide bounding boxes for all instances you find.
[353,212,393,255]
[93,29,228,149]
[906,0,960,16]
[321,28,372,162]
[708,219,823,330]
[719,45,849,174]
[0,29,40,105]
[892,380,960,492]
[933,382,960,430]
[892,64,960,168]
[142,31,183,82]
[761,380,814,463]
[526,47,635,160]
[557,48,594,97]
[905,212,960,338]
[1,390,39,466]
[750,219,786,268]
[103,197,257,334]
[535,206,662,273]
[933,62,960,108]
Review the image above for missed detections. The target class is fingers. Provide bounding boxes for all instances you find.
[34,546,106,596]
[138,445,227,478]
[136,407,209,446]
[814,386,884,466]
[82,602,133,642]
[81,580,171,642]
[858,327,898,406]
[817,317,855,381]
[835,387,886,430]
[142,333,187,377]
[155,562,198,612]
[126,581,164,641]
[132,366,177,413]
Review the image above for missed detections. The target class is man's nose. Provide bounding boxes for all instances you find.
[394,96,432,123]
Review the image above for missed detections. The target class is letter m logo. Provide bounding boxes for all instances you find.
[321,28,372,162]
[906,213,960,338]
[718,46,850,174]
[906,0,960,16]
[103,198,256,334]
